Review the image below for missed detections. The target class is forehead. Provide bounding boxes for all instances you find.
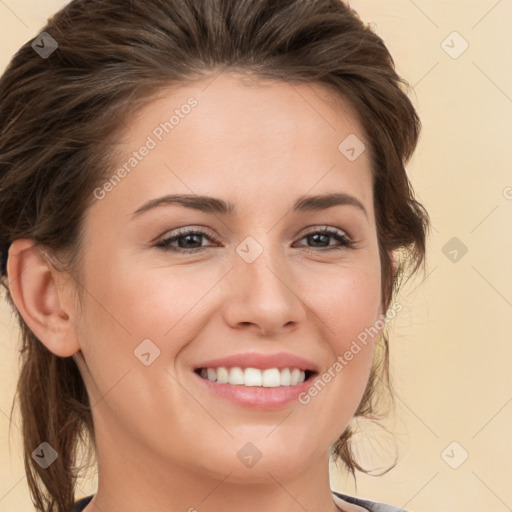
[93,73,373,223]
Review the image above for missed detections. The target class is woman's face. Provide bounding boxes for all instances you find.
[72,73,383,483]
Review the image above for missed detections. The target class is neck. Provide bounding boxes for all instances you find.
[85,412,342,512]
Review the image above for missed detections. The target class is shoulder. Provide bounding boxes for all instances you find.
[332,490,407,512]
[72,492,405,512]
[69,495,94,512]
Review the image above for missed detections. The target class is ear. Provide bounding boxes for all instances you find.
[7,239,80,357]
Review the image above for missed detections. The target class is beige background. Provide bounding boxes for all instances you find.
[1,1,511,511]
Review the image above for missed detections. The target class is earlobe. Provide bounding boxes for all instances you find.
[7,239,80,357]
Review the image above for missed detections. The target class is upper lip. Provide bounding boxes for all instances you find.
[194,352,318,372]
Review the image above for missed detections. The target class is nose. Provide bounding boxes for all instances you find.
[221,241,306,337]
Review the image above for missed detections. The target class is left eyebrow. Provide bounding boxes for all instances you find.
[130,192,368,220]
[293,192,368,219]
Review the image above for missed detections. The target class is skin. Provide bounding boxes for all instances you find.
[8,73,388,512]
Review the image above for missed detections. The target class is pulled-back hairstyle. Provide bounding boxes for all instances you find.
[0,1,430,511]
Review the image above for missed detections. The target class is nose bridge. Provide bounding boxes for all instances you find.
[235,233,283,292]
[223,232,305,333]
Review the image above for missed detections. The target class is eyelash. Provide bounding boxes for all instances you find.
[155,226,354,254]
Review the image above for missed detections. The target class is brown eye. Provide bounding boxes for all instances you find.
[295,227,353,251]
[156,228,219,252]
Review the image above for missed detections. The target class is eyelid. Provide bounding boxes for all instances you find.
[300,225,350,239]
[153,225,218,245]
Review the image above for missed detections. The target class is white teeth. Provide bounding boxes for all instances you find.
[244,367,262,386]
[262,368,280,387]
[290,368,301,386]
[280,368,291,386]
[199,366,309,387]
[228,367,245,385]
[216,367,229,383]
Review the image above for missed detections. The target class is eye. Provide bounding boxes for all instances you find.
[155,226,354,253]
[155,227,218,252]
[294,226,354,252]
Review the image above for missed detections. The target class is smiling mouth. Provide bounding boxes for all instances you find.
[194,367,317,387]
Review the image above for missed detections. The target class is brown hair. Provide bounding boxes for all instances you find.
[0,0,430,510]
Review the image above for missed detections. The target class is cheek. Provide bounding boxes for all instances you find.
[298,297,380,448]
[302,260,382,348]
[73,260,204,436]
[296,260,382,410]
[75,253,218,399]
[81,246,199,336]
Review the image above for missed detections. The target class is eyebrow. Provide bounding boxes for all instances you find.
[131,192,368,219]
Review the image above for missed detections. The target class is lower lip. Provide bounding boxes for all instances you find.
[193,371,315,409]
